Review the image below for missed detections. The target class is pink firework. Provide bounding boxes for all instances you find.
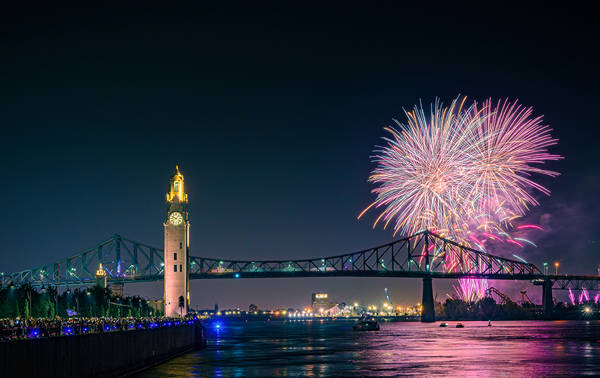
[454,278,488,303]
[360,97,561,300]
[569,289,576,305]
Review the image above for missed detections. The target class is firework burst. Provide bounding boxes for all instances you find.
[358,97,486,239]
[359,96,561,239]
[359,96,561,300]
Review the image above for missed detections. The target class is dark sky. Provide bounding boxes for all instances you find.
[1,3,598,309]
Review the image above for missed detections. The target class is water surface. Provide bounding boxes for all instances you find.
[137,320,600,376]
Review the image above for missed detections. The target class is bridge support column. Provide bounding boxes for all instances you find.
[542,279,553,319]
[421,276,435,322]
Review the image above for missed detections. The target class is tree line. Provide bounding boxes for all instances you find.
[0,284,163,318]
[436,297,599,320]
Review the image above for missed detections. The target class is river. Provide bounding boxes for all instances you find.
[136,320,600,376]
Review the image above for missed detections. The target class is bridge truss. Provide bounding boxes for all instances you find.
[2,231,564,288]
[484,287,513,304]
[532,277,600,291]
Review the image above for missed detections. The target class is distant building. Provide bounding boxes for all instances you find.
[311,293,337,315]
[249,304,258,312]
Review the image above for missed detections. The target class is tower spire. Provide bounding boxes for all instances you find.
[166,166,187,203]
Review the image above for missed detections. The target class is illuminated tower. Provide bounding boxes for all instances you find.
[164,166,190,317]
[95,263,106,289]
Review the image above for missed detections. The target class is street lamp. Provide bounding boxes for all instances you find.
[543,262,548,275]
[554,262,559,275]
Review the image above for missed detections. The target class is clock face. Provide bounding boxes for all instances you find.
[169,211,184,226]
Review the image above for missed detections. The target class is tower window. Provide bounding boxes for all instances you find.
[174,252,177,261]
[180,242,182,249]
[174,265,177,272]
[179,264,182,272]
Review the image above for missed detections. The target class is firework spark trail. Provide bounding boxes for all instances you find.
[359,96,561,300]
[454,278,489,303]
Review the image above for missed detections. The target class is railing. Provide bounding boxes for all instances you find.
[0,317,197,342]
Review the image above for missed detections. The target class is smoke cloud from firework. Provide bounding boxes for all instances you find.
[359,96,562,301]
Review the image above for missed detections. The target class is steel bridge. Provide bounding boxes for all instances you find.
[2,231,599,321]
[2,231,544,286]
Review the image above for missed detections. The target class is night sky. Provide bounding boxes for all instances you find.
[1,3,598,309]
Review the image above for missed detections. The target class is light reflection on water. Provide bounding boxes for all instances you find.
[136,320,600,377]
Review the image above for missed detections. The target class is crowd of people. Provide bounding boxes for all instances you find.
[0,316,197,341]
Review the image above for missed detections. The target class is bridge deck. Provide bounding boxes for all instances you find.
[3,232,599,290]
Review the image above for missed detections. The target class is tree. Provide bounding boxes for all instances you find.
[23,299,30,318]
[443,299,468,320]
[477,297,496,319]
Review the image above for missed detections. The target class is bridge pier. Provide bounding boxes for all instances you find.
[542,279,553,319]
[421,276,435,322]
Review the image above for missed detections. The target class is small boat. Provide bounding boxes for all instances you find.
[439,322,448,327]
[456,323,464,328]
[353,318,380,331]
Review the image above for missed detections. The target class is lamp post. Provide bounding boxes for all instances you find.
[85,290,91,317]
[554,262,559,275]
[543,262,548,275]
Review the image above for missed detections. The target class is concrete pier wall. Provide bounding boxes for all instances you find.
[0,323,206,378]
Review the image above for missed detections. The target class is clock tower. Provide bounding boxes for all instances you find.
[164,165,190,317]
